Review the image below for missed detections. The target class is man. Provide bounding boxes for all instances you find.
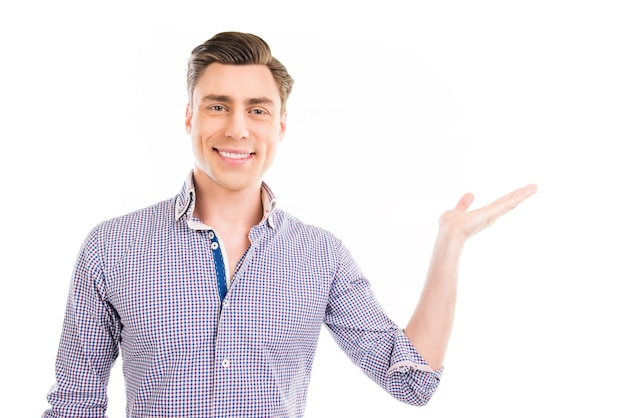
[42,31,536,417]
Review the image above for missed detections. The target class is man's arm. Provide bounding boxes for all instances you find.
[42,226,121,418]
[404,184,537,370]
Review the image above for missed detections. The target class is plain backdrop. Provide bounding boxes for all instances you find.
[1,1,625,417]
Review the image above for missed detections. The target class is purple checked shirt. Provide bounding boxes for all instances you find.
[43,172,443,418]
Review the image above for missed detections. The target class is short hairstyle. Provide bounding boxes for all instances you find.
[187,31,294,114]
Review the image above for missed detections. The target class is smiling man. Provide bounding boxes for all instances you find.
[42,31,536,418]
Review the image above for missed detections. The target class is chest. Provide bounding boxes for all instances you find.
[106,233,335,349]
[222,234,250,279]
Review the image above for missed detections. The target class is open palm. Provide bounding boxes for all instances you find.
[439,184,537,241]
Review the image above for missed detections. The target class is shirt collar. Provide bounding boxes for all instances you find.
[175,170,277,229]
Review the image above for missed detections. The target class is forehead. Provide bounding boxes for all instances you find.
[194,63,280,104]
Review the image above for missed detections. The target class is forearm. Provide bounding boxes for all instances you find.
[405,184,536,370]
[404,231,465,370]
[43,302,115,418]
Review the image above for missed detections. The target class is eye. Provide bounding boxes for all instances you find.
[208,105,225,112]
[251,108,268,116]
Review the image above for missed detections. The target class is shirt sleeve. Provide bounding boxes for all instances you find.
[42,226,121,418]
[324,238,443,406]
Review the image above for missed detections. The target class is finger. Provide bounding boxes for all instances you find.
[494,184,537,207]
[482,184,538,218]
[454,192,475,212]
[519,183,538,198]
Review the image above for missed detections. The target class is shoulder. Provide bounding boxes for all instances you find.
[81,197,176,264]
[273,208,337,239]
[96,197,175,237]
[271,208,364,279]
[270,208,351,258]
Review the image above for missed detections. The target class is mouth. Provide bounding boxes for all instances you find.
[214,148,254,161]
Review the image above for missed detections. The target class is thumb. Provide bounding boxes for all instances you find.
[454,193,475,212]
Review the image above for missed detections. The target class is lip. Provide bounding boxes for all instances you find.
[214,148,255,164]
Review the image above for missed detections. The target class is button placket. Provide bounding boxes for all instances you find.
[207,229,227,301]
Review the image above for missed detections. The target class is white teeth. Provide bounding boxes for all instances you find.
[219,151,250,159]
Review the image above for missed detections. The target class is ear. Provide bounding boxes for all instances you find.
[185,104,193,134]
[278,111,287,142]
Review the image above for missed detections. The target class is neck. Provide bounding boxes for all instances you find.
[192,169,263,229]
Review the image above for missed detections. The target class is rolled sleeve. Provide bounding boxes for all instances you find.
[325,238,443,407]
[384,330,443,405]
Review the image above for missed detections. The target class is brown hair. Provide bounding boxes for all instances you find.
[187,31,294,114]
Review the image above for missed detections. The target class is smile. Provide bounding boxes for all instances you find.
[217,150,253,159]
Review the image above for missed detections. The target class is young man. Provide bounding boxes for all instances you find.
[42,31,536,417]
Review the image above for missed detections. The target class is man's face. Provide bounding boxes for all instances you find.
[186,63,286,194]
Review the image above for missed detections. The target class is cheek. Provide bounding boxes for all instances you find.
[263,143,279,165]
[196,140,214,157]
[190,133,210,158]
[190,124,213,149]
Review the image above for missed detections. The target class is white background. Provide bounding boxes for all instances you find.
[1,1,625,416]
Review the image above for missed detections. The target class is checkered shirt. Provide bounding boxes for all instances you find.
[43,172,442,418]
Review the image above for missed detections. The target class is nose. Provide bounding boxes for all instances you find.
[224,109,249,140]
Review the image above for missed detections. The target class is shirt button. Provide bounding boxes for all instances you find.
[211,242,219,250]
[222,359,230,368]
[222,299,229,308]
[208,231,215,239]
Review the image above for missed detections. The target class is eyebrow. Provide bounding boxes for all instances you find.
[200,94,276,107]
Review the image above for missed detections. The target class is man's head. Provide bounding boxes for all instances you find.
[187,32,294,115]
[185,32,293,195]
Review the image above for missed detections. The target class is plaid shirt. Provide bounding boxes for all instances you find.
[43,172,442,418]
